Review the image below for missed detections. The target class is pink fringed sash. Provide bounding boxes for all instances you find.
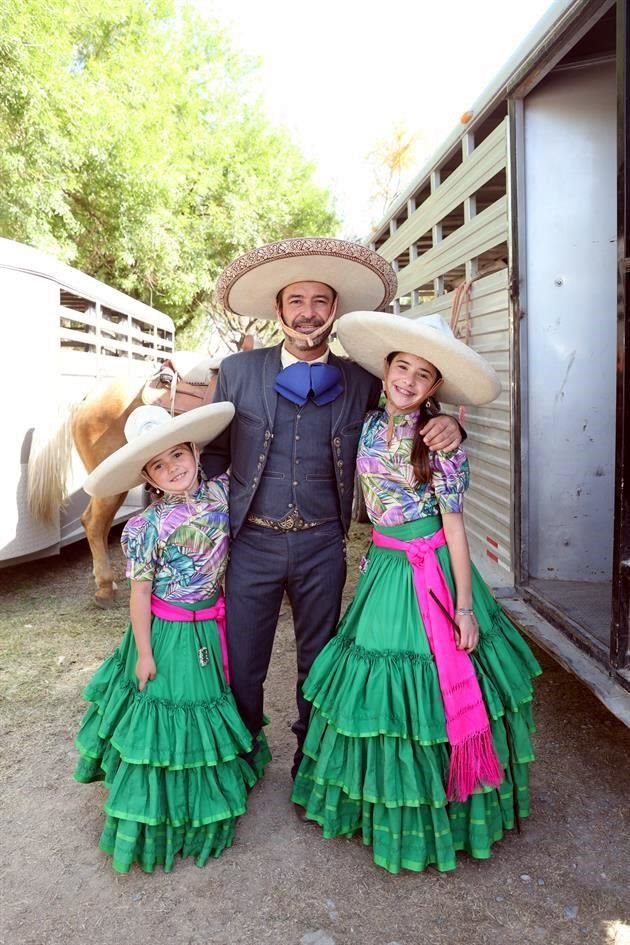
[371,528,503,801]
[150,594,230,683]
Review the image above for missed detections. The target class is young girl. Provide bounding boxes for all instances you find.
[291,312,541,874]
[74,402,269,873]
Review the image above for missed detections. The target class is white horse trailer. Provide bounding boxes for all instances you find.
[367,0,629,722]
[0,238,174,567]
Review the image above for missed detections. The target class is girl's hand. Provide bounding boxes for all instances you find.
[136,654,157,691]
[454,613,479,652]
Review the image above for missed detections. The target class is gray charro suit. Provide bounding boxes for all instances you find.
[201,342,382,775]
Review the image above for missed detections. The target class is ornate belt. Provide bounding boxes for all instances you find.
[246,510,321,532]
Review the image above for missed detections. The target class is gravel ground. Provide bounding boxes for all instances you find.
[0,524,629,945]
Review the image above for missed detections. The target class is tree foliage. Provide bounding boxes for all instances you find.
[0,0,338,338]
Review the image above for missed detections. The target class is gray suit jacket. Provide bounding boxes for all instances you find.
[201,343,382,537]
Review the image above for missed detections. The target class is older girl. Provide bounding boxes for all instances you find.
[292,313,541,874]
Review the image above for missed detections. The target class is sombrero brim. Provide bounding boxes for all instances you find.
[337,312,501,406]
[84,402,235,498]
[216,238,397,319]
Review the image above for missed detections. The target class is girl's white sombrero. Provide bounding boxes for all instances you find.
[216,237,398,319]
[337,312,501,406]
[84,402,235,498]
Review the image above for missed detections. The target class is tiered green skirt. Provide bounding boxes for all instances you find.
[291,518,541,874]
[74,595,270,873]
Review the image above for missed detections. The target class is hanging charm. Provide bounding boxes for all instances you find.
[192,614,209,666]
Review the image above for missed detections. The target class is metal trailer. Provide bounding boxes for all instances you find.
[0,238,175,567]
[366,0,629,722]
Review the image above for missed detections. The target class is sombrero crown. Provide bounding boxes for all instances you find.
[336,312,501,406]
[84,402,235,498]
[216,237,398,320]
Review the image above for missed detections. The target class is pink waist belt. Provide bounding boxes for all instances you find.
[371,527,503,802]
[150,594,230,683]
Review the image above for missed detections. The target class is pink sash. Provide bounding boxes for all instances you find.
[371,528,503,801]
[150,594,230,684]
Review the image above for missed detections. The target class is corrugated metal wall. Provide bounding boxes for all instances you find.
[369,118,514,586]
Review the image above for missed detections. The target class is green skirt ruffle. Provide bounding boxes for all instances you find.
[291,518,541,874]
[74,595,270,873]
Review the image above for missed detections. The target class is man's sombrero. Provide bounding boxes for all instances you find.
[84,402,235,498]
[337,312,501,406]
[216,237,398,319]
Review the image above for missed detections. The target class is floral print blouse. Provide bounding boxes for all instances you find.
[121,477,229,602]
[356,410,469,527]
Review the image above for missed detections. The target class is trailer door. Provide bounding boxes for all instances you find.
[522,57,617,659]
[612,0,630,675]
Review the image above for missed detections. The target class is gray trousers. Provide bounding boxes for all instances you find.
[224,521,347,778]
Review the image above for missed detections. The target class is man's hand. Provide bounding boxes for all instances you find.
[419,415,462,452]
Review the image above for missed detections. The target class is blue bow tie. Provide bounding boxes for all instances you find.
[274,361,344,406]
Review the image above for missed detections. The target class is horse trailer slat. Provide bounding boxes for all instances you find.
[397,196,508,297]
[378,120,508,262]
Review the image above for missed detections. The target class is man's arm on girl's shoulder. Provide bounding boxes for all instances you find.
[419,397,466,452]
[421,414,464,452]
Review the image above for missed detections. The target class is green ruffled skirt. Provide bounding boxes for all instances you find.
[74,594,270,873]
[291,517,541,874]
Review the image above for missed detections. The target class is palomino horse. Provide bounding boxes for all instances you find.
[27,338,254,607]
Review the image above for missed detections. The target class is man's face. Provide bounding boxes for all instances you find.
[278,281,336,344]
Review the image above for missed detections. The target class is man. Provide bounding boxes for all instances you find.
[201,237,462,781]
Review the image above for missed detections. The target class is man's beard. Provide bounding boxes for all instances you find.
[284,320,333,349]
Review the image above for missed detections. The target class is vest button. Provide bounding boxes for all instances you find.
[293,480,299,486]
[333,437,341,447]
[259,454,265,461]
[295,435,300,440]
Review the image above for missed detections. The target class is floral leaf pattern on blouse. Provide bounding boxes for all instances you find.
[121,476,229,602]
[357,410,470,526]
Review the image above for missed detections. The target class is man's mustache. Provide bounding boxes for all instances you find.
[295,318,325,328]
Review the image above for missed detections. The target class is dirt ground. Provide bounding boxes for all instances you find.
[1,525,629,945]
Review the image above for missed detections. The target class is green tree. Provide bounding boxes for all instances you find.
[0,0,337,336]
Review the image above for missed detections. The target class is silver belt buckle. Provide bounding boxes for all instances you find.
[279,510,304,531]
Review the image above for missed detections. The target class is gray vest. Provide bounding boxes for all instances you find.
[248,393,339,522]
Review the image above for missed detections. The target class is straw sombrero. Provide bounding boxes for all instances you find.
[216,237,398,319]
[336,312,501,405]
[84,402,235,498]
